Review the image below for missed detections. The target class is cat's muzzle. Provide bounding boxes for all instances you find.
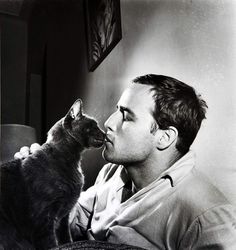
[90,132,105,148]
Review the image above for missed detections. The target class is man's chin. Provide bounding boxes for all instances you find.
[102,148,119,164]
[102,147,109,161]
[102,149,112,162]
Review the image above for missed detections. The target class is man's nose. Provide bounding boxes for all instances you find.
[104,112,120,132]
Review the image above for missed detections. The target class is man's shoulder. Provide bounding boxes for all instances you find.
[173,168,231,214]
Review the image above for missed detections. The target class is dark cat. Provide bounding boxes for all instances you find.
[0,99,105,250]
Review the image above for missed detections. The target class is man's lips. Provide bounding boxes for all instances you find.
[105,135,113,144]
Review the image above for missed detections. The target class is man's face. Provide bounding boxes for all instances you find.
[103,84,157,164]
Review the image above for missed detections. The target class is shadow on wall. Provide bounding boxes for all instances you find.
[40,0,100,189]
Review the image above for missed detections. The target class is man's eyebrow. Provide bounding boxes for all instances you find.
[117,105,136,117]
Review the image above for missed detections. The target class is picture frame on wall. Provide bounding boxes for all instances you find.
[85,0,122,71]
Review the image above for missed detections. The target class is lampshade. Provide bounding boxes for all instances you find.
[0,124,37,164]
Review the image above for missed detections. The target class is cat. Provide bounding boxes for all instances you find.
[0,99,105,250]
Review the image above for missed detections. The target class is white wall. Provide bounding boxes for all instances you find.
[81,0,236,203]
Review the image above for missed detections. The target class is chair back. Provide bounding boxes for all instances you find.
[0,124,37,164]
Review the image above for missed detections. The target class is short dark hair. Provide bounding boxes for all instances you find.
[133,74,208,155]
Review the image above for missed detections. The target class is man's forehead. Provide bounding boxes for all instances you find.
[118,84,155,111]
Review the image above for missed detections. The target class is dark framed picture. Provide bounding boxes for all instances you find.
[85,0,122,71]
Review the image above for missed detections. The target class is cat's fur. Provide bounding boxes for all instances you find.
[0,99,105,250]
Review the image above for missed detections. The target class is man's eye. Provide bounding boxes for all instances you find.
[122,111,131,121]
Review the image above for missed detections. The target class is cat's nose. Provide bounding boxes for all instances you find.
[97,128,106,142]
[92,129,106,148]
[99,129,106,139]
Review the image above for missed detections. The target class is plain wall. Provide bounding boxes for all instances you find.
[79,0,236,203]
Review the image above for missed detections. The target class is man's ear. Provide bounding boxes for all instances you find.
[155,126,178,150]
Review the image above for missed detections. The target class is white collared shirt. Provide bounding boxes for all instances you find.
[70,151,236,249]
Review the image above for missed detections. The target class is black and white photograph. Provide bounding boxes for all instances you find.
[1,0,236,249]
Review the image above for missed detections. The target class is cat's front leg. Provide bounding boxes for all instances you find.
[56,215,72,245]
[33,223,58,250]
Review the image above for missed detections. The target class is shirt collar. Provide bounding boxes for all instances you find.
[160,150,196,187]
[116,166,131,192]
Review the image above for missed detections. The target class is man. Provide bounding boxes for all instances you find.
[17,75,236,249]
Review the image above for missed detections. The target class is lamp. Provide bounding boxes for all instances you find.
[0,124,37,164]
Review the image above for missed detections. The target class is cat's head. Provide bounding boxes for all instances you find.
[48,99,105,148]
[62,99,105,148]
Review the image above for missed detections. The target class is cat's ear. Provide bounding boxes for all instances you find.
[70,99,83,119]
[66,99,83,121]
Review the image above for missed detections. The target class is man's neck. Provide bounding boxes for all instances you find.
[124,150,181,191]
